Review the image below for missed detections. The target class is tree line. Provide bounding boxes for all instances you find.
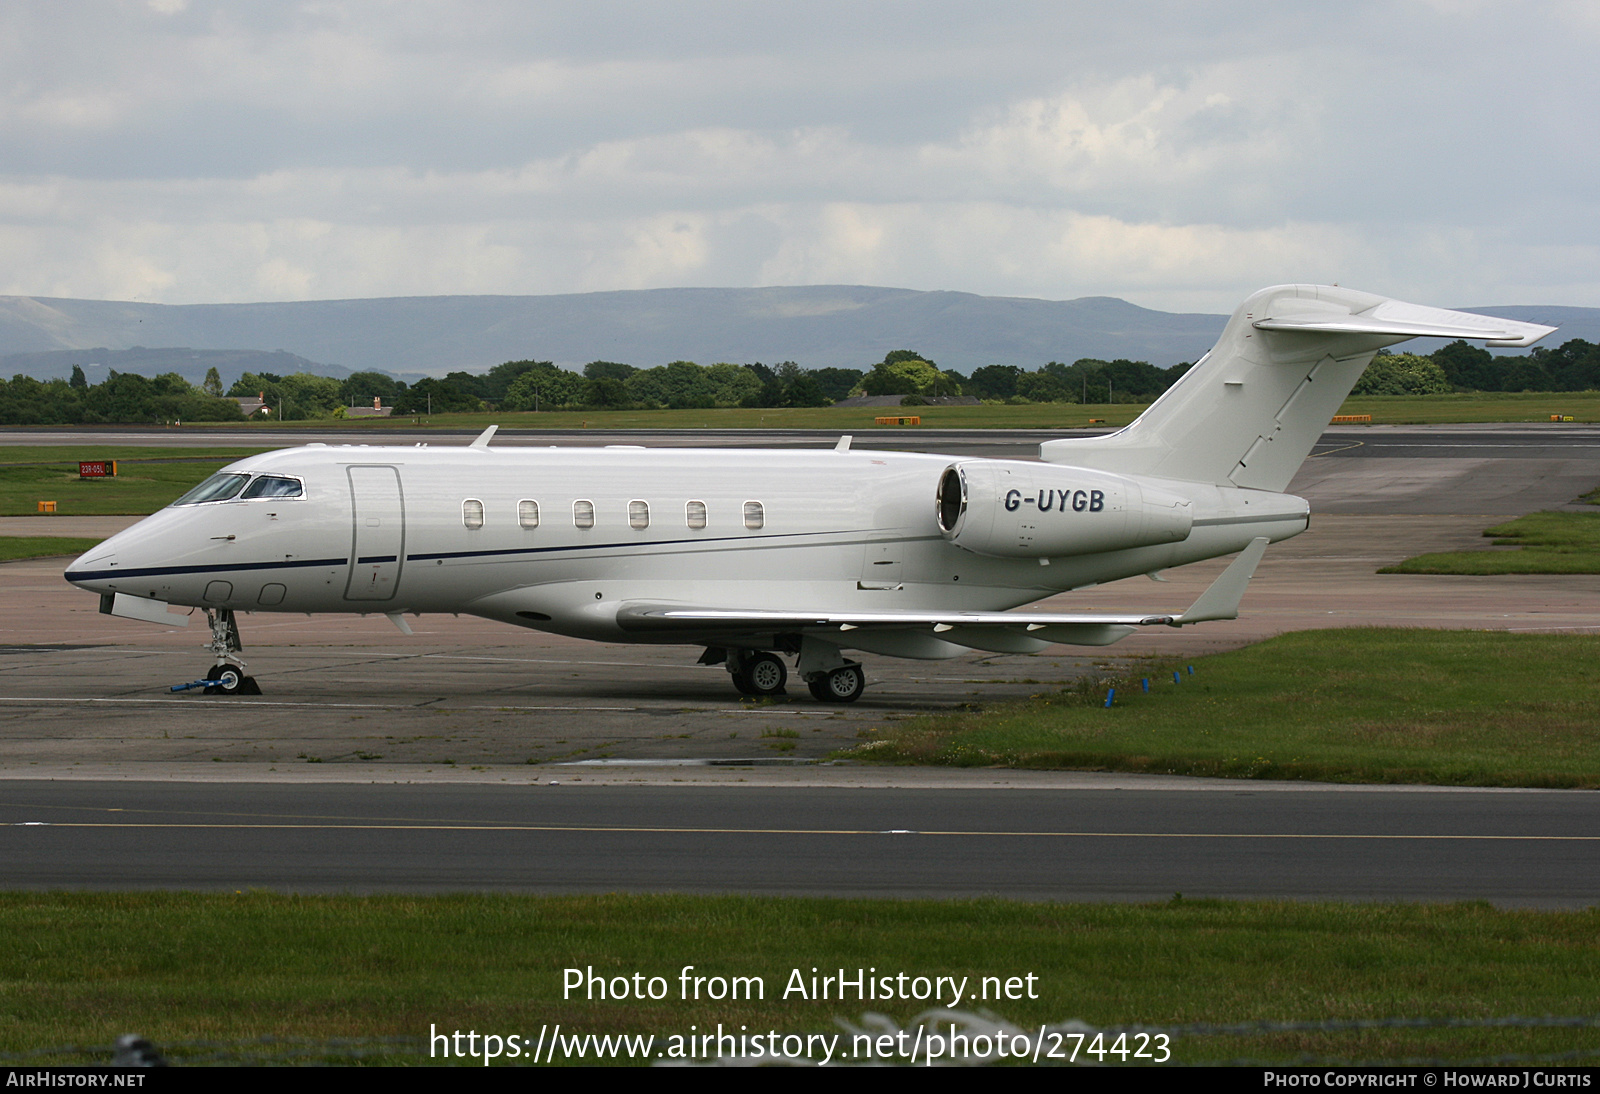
[0,338,1596,424]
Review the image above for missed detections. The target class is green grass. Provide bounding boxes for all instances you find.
[851,629,1600,787]
[0,448,266,516]
[1334,390,1600,424]
[1381,512,1600,574]
[0,536,103,562]
[2,893,1598,1066]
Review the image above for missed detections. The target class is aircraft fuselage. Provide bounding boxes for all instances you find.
[65,442,1308,645]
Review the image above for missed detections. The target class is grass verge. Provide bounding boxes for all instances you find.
[1380,511,1600,574]
[0,448,266,516]
[1334,390,1600,424]
[3,893,1598,1066]
[850,629,1600,787]
[0,536,103,562]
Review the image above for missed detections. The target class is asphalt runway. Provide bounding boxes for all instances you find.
[1296,425,1600,514]
[4,780,1596,905]
[1,423,1597,900]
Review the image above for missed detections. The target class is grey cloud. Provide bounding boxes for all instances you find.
[0,0,1595,309]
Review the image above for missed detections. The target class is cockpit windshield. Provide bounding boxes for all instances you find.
[171,473,250,506]
[241,475,304,499]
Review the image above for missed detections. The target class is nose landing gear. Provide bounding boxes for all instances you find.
[172,609,261,696]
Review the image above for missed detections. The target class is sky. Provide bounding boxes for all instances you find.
[1,0,1596,313]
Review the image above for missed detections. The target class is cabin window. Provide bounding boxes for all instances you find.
[172,473,249,506]
[518,499,539,529]
[686,500,707,529]
[573,499,595,529]
[241,475,304,500]
[462,499,484,529]
[743,501,764,530]
[628,500,649,529]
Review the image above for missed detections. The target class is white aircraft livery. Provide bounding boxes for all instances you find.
[65,285,1554,701]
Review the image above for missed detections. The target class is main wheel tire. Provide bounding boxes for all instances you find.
[736,652,787,697]
[810,664,865,703]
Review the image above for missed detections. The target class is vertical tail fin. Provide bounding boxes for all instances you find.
[1040,285,1555,491]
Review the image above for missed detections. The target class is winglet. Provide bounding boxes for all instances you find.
[835,435,853,452]
[470,425,498,448]
[1173,537,1269,624]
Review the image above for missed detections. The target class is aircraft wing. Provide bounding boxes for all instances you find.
[617,538,1268,644]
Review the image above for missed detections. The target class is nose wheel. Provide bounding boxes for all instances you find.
[202,663,261,696]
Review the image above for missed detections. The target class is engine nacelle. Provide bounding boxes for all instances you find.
[936,461,1193,559]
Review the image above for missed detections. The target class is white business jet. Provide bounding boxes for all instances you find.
[65,285,1553,701]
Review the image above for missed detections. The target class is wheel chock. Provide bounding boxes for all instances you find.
[170,679,216,693]
[170,676,263,696]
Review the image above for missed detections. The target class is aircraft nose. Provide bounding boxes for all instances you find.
[64,546,117,591]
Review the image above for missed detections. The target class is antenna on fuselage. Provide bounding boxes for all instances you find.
[470,425,498,448]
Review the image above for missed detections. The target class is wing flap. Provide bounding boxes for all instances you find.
[616,538,1269,642]
[615,605,1179,630]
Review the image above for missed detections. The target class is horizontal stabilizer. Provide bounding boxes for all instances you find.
[1039,284,1559,492]
[1254,299,1556,347]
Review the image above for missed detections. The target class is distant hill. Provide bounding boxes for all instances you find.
[0,288,1590,384]
[0,287,1229,377]
[0,347,360,388]
[1463,305,1600,347]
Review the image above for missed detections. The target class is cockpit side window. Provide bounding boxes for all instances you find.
[240,475,305,500]
[172,473,250,506]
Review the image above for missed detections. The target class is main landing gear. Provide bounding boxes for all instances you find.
[191,609,261,696]
[714,648,866,704]
[806,663,865,703]
[731,651,788,697]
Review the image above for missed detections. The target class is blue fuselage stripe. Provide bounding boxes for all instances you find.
[66,557,351,583]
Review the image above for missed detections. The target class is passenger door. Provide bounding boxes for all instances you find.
[345,465,405,601]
